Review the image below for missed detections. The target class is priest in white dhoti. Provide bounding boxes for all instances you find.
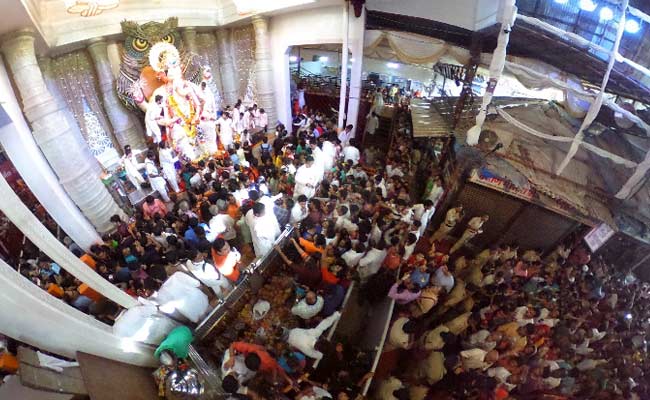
[145,95,165,144]
[217,113,234,149]
[199,81,218,154]
[158,141,180,193]
[144,151,170,202]
[246,202,281,258]
[121,145,145,191]
[294,156,319,199]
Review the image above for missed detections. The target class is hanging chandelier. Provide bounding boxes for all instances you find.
[64,0,119,17]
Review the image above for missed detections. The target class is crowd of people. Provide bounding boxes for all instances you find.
[8,88,650,400]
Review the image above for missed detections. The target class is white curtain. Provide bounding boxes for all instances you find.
[0,171,138,309]
[0,258,155,366]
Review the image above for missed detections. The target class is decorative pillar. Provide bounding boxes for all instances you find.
[40,56,105,176]
[182,27,199,54]
[338,5,350,128]
[106,41,121,79]
[0,259,154,366]
[197,32,224,109]
[252,16,277,127]
[1,30,125,233]
[0,55,101,250]
[216,28,238,107]
[88,38,145,151]
[346,4,366,138]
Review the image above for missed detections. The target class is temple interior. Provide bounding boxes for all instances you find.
[1,0,650,399]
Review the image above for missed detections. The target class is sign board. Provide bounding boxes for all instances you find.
[584,223,615,252]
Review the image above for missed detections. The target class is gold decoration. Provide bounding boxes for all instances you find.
[168,94,197,139]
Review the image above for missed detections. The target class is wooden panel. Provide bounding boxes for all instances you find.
[454,183,525,250]
[77,352,158,400]
[501,205,575,251]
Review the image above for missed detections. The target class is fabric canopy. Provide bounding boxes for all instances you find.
[364,30,470,65]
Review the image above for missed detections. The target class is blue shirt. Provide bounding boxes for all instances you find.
[230,153,240,167]
[185,223,209,246]
[278,351,306,374]
[321,284,346,317]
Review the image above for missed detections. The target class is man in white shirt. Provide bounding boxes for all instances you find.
[357,243,387,282]
[337,124,354,146]
[290,195,309,224]
[144,151,170,202]
[341,139,360,165]
[145,95,164,143]
[185,249,232,299]
[294,156,319,199]
[285,311,341,361]
[341,244,365,268]
[321,139,337,171]
[258,108,268,132]
[291,291,324,320]
[217,113,234,149]
[247,202,281,258]
[199,82,218,154]
[221,350,257,385]
[365,111,379,136]
[209,206,236,242]
[412,200,435,237]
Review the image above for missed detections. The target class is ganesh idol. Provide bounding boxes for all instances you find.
[132,43,205,161]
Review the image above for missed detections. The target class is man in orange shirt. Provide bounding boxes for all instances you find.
[226,341,292,386]
[211,238,242,283]
[297,234,326,255]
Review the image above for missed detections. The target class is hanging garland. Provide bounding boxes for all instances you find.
[168,93,197,139]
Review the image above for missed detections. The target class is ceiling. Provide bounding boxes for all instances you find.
[1,0,341,51]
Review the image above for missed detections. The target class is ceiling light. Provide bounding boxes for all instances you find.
[599,7,614,21]
[289,56,298,62]
[579,0,597,12]
[625,19,641,33]
[554,0,569,3]
[387,62,399,69]
[350,58,355,62]
[319,56,329,62]
[64,0,119,17]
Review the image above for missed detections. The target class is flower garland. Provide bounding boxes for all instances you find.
[168,93,197,139]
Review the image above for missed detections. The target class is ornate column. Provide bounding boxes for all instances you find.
[251,16,277,127]
[1,30,125,233]
[40,56,112,174]
[345,4,366,137]
[0,55,101,250]
[87,38,145,151]
[216,28,238,107]
[0,259,154,366]
[182,27,199,54]
[106,41,121,79]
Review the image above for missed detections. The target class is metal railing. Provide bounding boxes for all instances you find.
[193,225,296,340]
